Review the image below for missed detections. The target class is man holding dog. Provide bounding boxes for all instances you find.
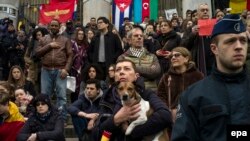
[172,14,250,141]
[92,59,172,141]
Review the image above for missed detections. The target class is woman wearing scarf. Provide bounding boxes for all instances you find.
[70,28,89,102]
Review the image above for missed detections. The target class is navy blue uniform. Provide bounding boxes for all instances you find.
[172,67,250,141]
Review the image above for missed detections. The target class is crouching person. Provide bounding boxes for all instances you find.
[68,79,103,141]
[17,94,65,141]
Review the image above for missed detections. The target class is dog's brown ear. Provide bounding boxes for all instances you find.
[135,91,141,101]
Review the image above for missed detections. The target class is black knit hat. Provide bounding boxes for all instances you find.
[33,94,52,108]
[211,14,246,39]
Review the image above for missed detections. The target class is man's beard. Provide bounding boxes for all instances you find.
[51,29,59,35]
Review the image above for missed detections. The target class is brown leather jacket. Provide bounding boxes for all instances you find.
[36,34,73,72]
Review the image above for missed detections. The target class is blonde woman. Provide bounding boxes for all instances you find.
[157,47,203,122]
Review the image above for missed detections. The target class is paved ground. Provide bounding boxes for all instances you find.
[66,138,78,141]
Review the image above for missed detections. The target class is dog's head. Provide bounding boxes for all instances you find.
[116,81,141,106]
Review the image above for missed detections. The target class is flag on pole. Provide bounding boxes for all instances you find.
[134,0,142,23]
[73,0,78,20]
[150,0,158,21]
[142,0,150,21]
[112,0,133,31]
[134,0,158,23]
[39,0,75,24]
[230,0,250,13]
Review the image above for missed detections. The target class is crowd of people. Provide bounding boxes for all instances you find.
[0,3,250,141]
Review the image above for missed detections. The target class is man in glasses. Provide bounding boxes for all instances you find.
[117,26,161,91]
[181,3,214,76]
[172,14,250,141]
[88,16,123,77]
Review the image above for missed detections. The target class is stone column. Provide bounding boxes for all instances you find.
[82,0,112,26]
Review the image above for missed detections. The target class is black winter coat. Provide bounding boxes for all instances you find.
[88,31,123,68]
[67,91,103,116]
[17,107,65,141]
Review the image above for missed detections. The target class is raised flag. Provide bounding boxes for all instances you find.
[150,0,158,21]
[134,0,158,23]
[230,0,250,13]
[142,0,150,21]
[39,0,75,24]
[73,0,78,20]
[134,0,142,23]
[112,0,132,31]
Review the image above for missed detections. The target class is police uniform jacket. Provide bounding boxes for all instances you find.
[172,66,250,141]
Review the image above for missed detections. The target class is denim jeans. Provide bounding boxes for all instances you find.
[41,68,67,120]
[71,115,87,140]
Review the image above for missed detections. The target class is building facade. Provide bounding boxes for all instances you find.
[0,0,19,27]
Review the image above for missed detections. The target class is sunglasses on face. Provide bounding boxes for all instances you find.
[170,53,182,59]
[36,102,46,106]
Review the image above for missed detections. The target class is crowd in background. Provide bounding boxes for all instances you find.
[0,3,250,141]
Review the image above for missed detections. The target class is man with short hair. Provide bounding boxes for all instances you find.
[92,59,172,141]
[36,19,73,123]
[181,3,214,76]
[172,14,250,141]
[119,17,131,38]
[85,17,98,31]
[68,79,102,141]
[62,20,75,40]
[117,26,161,91]
[88,17,123,77]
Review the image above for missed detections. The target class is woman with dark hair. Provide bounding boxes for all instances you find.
[79,64,108,94]
[24,27,46,86]
[86,29,95,44]
[214,10,225,20]
[17,94,65,141]
[157,47,203,122]
[7,65,36,101]
[156,20,181,74]
[105,64,116,88]
[70,28,89,102]
[14,87,34,120]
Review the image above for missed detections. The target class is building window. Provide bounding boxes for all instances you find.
[0,6,8,12]
[9,8,16,16]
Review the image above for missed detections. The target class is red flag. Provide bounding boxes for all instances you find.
[247,0,250,10]
[198,19,217,36]
[142,0,150,21]
[39,1,74,24]
[50,0,73,4]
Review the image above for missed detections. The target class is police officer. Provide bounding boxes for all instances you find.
[172,14,250,141]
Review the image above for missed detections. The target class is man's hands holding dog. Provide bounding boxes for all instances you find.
[114,103,141,127]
